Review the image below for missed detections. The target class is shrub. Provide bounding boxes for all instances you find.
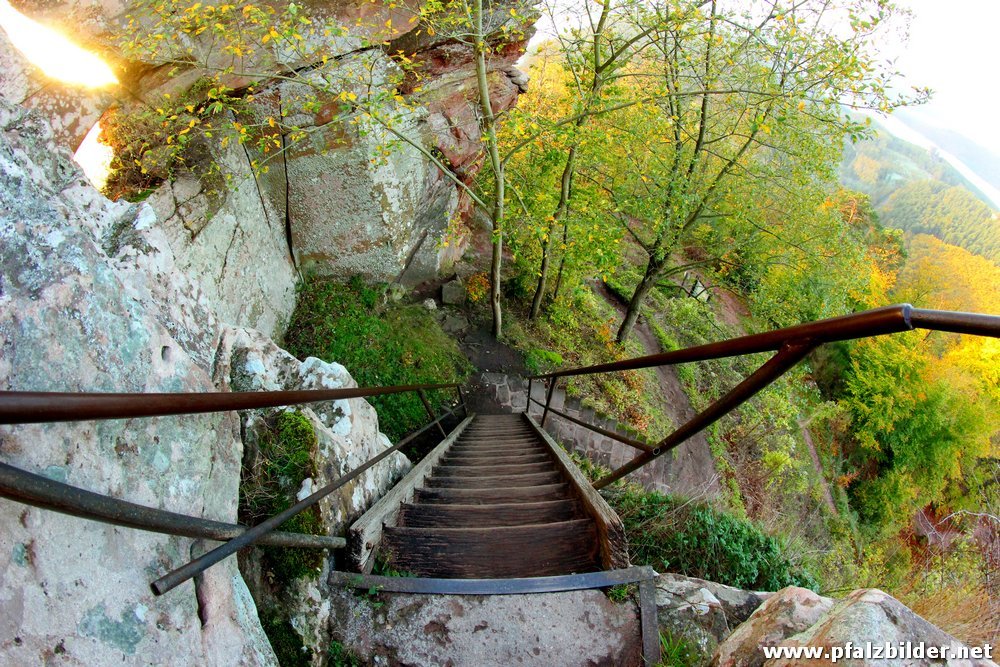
[570,452,817,590]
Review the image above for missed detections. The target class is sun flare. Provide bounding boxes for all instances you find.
[73,121,114,190]
[0,0,118,88]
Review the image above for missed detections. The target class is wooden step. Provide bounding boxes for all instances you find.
[425,471,562,489]
[382,520,601,578]
[440,453,551,466]
[397,499,583,528]
[414,483,571,505]
[450,441,542,450]
[432,463,555,477]
[447,448,543,458]
[447,447,542,458]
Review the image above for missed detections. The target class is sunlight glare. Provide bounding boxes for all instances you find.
[0,0,118,88]
[73,120,113,190]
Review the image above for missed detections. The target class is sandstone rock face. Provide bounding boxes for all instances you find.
[216,328,411,659]
[0,29,112,151]
[7,0,533,298]
[712,587,995,667]
[0,94,410,665]
[145,148,298,337]
[0,97,276,665]
[655,573,770,657]
[766,589,997,667]
[713,587,833,667]
[329,586,642,666]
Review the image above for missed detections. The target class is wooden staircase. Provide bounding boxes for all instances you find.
[349,413,628,578]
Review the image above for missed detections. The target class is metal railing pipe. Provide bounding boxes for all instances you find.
[527,304,914,381]
[0,382,461,425]
[910,308,1000,338]
[0,462,344,549]
[541,378,558,428]
[150,403,460,595]
[417,389,448,438]
[528,397,653,453]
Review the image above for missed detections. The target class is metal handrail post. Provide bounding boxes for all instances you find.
[541,378,558,428]
[417,389,448,438]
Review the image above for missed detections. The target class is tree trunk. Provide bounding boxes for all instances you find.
[530,147,576,318]
[474,0,504,338]
[616,258,662,343]
[551,219,570,303]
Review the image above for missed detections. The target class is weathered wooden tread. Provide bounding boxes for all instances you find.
[413,483,572,504]
[397,499,583,527]
[382,520,600,578]
[440,453,552,466]
[425,471,562,488]
[433,463,555,477]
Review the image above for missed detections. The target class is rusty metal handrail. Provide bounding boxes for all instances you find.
[0,462,345,550]
[524,304,1000,489]
[0,381,469,595]
[0,382,463,425]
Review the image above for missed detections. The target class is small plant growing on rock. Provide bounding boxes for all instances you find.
[239,409,326,582]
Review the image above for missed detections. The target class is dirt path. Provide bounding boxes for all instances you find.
[593,282,720,498]
[799,420,838,514]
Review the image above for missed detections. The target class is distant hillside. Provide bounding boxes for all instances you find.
[895,108,1000,195]
[840,120,1000,264]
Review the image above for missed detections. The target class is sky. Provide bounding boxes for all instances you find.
[889,0,1000,155]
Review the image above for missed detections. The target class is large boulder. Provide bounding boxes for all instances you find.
[655,573,771,657]
[0,96,276,664]
[218,328,411,661]
[767,589,997,667]
[713,587,997,667]
[713,587,833,667]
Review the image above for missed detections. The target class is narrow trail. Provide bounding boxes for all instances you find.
[593,282,720,498]
[799,420,838,514]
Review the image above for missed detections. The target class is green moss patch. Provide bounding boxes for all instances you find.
[283,276,472,441]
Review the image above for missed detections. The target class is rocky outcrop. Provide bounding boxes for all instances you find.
[655,573,770,657]
[328,586,642,666]
[0,92,407,663]
[713,587,997,667]
[712,587,833,667]
[6,0,534,323]
[0,96,276,664]
[218,329,411,661]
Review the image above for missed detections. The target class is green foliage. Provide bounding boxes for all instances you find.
[656,631,702,667]
[328,640,364,667]
[260,609,313,667]
[239,410,325,582]
[524,348,564,375]
[283,276,472,441]
[881,180,999,262]
[505,290,670,435]
[841,120,1000,262]
[606,583,634,604]
[606,484,818,591]
[838,334,992,537]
